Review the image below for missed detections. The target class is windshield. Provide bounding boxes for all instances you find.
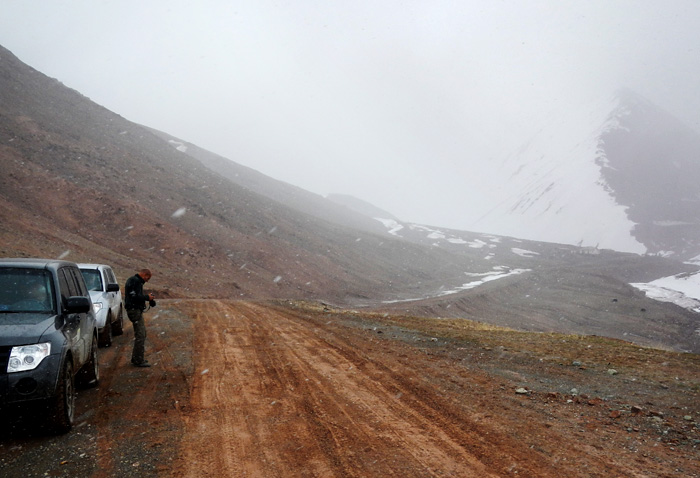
[80,268,103,292]
[0,268,56,314]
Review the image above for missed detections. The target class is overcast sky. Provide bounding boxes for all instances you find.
[1,1,699,230]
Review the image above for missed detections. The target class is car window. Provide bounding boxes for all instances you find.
[59,267,82,298]
[105,267,117,285]
[70,268,88,296]
[58,269,73,305]
[80,269,103,291]
[0,268,56,313]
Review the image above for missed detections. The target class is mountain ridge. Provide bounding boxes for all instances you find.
[146,127,392,237]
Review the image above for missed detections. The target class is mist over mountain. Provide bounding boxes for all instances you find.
[146,129,391,238]
[325,194,399,222]
[472,89,700,262]
[1,44,698,352]
[0,44,469,304]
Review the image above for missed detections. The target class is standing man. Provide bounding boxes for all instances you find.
[124,268,155,367]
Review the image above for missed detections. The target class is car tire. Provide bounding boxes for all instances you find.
[112,304,124,336]
[77,335,99,388]
[99,312,113,347]
[49,359,75,434]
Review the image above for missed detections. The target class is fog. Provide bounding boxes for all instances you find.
[1,0,699,229]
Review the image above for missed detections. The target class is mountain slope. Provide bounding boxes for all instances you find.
[599,89,700,258]
[326,193,399,221]
[0,44,470,302]
[472,90,700,260]
[146,129,392,237]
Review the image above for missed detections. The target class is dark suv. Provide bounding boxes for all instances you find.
[0,258,99,433]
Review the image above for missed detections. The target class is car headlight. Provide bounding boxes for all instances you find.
[92,301,103,314]
[8,343,51,373]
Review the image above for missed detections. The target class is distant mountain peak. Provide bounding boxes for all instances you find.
[473,89,700,260]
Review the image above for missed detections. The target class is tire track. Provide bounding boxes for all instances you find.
[243,302,500,477]
[173,301,502,477]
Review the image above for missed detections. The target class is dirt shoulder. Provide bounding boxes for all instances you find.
[1,300,698,477]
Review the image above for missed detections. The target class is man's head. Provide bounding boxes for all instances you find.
[137,268,152,282]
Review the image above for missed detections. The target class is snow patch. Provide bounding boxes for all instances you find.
[437,268,530,297]
[383,267,530,303]
[168,139,188,152]
[468,239,487,249]
[511,248,539,257]
[375,218,403,236]
[631,270,700,313]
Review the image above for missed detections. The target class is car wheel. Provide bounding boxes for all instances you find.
[112,304,124,336]
[99,312,113,347]
[77,335,99,388]
[49,359,75,434]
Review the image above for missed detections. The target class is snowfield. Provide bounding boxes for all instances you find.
[470,94,646,255]
[632,271,700,313]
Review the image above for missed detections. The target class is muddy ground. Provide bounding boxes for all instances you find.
[0,299,698,477]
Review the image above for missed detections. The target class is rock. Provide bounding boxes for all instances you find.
[515,388,529,395]
[607,369,618,375]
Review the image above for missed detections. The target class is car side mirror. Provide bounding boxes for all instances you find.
[106,283,120,292]
[65,296,91,314]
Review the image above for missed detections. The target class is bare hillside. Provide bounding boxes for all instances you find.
[0,44,471,302]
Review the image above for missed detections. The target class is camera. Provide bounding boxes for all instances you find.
[149,298,157,307]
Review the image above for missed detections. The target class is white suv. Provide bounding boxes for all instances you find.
[78,264,124,347]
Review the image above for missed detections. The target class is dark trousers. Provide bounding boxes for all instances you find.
[127,308,147,364]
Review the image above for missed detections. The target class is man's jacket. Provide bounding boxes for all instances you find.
[124,274,148,311]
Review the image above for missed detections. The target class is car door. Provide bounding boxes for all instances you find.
[57,268,82,365]
[104,267,119,317]
[68,267,92,364]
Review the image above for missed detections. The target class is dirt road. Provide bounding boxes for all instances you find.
[1,300,698,477]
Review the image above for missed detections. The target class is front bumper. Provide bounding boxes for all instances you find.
[0,351,62,405]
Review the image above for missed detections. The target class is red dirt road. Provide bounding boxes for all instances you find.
[177,300,505,477]
[1,300,698,477]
